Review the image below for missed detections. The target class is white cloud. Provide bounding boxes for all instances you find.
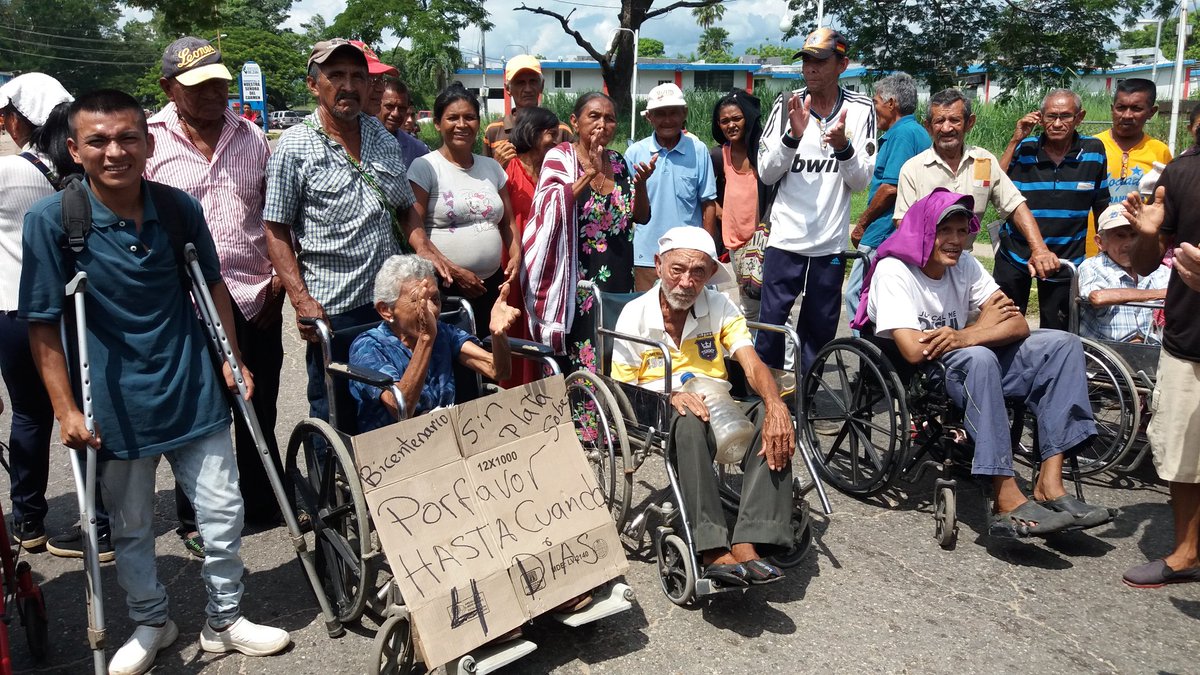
[283,0,804,62]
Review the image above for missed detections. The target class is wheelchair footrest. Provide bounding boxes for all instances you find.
[550,582,635,627]
[696,578,748,597]
[446,638,538,675]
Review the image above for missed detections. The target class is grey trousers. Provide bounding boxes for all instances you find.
[668,401,794,553]
[936,329,1097,477]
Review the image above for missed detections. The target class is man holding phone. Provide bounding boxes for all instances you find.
[996,89,1108,329]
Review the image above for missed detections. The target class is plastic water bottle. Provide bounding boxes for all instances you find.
[1139,161,1167,203]
[679,373,755,464]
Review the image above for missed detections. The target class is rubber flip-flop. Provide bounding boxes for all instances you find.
[989,500,1076,538]
[700,563,749,587]
[742,559,785,585]
[1037,495,1117,530]
[1123,559,1200,589]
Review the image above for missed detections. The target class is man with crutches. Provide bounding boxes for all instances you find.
[19,89,290,675]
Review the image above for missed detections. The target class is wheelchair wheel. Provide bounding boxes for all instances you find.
[372,614,416,675]
[286,418,376,625]
[768,505,813,569]
[16,571,47,661]
[567,370,633,529]
[656,533,696,607]
[803,338,909,498]
[1014,338,1140,477]
[933,486,957,550]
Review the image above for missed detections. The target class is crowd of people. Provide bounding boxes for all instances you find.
[2,26,1200,674]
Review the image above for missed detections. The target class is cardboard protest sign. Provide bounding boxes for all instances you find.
[353,376,627,669]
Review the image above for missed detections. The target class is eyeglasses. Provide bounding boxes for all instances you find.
[1042,113,1078,123]
[370,75,386,88]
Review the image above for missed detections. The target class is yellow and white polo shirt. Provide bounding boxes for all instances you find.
[610,284,753,390]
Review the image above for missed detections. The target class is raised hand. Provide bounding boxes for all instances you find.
[1124,186,1166,237]
[787,93,811,139]
[489,282,522,335]
[823,109,849,151]
[1013,111,1041,141]
[633,152,658,188]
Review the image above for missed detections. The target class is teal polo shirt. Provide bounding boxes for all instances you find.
[625,131,716,266]
[18,179,231,460]
[860,115,931,249]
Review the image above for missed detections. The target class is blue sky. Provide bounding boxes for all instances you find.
[282,0,804,64]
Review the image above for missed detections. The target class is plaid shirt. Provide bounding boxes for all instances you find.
[264,112,414,314]
[1078,253,1170,344]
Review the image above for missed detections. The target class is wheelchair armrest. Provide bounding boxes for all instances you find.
[326,361,394,389]
[596,327,674,395]
[481,336,556,358]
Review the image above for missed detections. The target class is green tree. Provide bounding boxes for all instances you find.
[698,27,733,62]
[744,43,798,64]
[0,0,156,95]
[982,0,1118,88]
[691,2,726,29]
[639,37,666,57]
[1121,20,1200,61]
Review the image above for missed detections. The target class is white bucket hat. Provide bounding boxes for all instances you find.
[657,226,733,286]
[0,73,73,127]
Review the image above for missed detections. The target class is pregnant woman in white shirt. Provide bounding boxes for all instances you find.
[405,83,518,328]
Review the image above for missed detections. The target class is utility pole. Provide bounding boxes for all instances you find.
[1169,1,1188,154]
[481,30,490,117]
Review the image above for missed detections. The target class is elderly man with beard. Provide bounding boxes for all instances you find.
[610,227,795,587]
[264,39,415,422]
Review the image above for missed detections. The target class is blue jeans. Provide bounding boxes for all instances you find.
[842,245,875,337]
[936,330,1097,477]
[100,429,245,626]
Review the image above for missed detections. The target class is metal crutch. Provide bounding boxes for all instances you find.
[181,244,345,638]
[63,271,107,674]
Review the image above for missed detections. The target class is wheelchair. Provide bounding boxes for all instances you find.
[801,260,1121,549]
[1058,263,1164,475]
[564,280,831,606]
[281,298,633,674]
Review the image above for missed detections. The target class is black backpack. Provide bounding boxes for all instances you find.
[58,174,192,290]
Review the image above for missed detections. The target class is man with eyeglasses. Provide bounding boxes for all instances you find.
[996,89,1108,329]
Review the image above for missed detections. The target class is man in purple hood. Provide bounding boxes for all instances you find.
[856,188,1115,538]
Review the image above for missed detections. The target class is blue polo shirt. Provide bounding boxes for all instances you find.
[625,132,716,266]
[18,179,230,461]
[860,115,931,249]
[348,320,480,432]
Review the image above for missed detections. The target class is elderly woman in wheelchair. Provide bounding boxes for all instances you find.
[855,189,1116,538]
[347,254,522,431]
[610,227,795,586]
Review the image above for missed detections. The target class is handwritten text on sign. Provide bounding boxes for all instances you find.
[352,377,626,669]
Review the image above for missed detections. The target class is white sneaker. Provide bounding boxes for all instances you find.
[108,620,178,675]
[199,616,291,656]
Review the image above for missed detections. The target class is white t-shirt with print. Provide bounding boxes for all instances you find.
[407,151,507,278]
[868,255,1000,338]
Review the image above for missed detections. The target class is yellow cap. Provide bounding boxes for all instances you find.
[505,55,542,83]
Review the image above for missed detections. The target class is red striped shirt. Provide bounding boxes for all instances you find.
[145,104,273,319]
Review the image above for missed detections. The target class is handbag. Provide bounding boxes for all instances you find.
[735,221,769,299]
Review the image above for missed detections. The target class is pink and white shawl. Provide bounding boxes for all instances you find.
[522,142,580,354]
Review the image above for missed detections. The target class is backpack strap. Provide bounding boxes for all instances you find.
[59,174,91,271]
[20,151,56,189]
[145,181,193,292]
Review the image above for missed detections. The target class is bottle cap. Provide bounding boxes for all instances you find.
[680,373,695,384]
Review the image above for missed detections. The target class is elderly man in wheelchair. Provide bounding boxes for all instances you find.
[610,227,795,587]
[856,188,1116,538]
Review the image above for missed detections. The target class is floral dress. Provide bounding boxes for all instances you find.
[569,149,637,372]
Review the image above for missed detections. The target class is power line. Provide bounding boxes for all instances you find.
[0,22,136,45]
[546,0,622,9]
[0,30,147,55]
[0,46,155,66]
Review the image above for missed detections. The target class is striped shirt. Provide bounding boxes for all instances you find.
[145,104,273,318]
[0,147,56,310]
[999,132,1108,270]
[264,112,415,314]
[1077,253,1169,344]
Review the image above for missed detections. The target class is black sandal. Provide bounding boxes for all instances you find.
[700,563,749,587]
[989,500,1075,538]
[742,559,785,585]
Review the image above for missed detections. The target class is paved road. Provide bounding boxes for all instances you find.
[1,305,1196,675]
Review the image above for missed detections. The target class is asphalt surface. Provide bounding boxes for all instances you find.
[1,131,1196,674]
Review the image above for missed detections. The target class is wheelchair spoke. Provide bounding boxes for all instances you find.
[811,375,853,417]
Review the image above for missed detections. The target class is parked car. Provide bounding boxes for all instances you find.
[416,109,433,126]
[269,110,305,129]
